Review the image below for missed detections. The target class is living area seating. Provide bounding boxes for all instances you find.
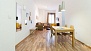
[36,22,44,30]
[36,22,51,30]
[44,23,50,30]
[35,22,60,30]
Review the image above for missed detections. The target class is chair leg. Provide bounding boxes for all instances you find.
[62,35,67,42]
[51,33,52,37]
[62,35,65,42]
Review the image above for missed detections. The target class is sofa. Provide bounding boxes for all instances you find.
[43,23,50,30]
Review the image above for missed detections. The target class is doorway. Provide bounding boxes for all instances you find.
[47,13,55,24]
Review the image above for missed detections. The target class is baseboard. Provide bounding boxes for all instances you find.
[15,34,30,47]
[15,30,37,47]
[70,36,91,49]
[76,39,91,49]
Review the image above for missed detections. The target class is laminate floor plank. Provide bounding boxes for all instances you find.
[16,29,91,51]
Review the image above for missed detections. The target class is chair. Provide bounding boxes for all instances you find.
[50,26,62,37]
[44,23,50,30]
[69,25,74,36]
[64,24,67,27]
[36,22,44,30]
[56,23,60,26]
[62,25,74,41]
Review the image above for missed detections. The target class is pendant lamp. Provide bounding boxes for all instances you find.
[58,5,62,13]
[61,1,66,11]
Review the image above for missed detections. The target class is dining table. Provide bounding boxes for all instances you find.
[52,26,75,48]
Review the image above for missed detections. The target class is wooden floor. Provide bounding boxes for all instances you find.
[16,29,91,51]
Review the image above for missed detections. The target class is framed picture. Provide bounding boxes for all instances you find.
[29,12,31,21]
[56,17,59,21]
[25,20,27,25]
[31,20,32,23]
[29,16,31,21]
[30,12,31,16]
[26,13,28,17]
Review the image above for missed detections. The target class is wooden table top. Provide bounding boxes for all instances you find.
[52,26,74,31]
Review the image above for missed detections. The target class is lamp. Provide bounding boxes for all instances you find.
[61,1,66,11]
[58,1,65,13]
[58,5,62,13]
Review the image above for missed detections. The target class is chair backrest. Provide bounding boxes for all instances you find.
[70,25,74,34]
[70,25,74,29]
[51,23,56,26]
[65,24,67,27]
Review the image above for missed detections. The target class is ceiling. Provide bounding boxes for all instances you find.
[33,0,62,10]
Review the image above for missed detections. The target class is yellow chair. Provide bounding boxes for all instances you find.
[51,23,56,26]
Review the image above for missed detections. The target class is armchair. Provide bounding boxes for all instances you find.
[36,22,44,30]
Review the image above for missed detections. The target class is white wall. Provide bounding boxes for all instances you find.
[35,6,39,23]
[0,0,15,51]
[38,9,56,23]
[38,9,46,23]
[56,8,62,26]
[0,0,37,51]
[15,0,37,45]
[16,3,22,24]
[64,0,91,46]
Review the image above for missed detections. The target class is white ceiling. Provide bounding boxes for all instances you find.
[33,0,62,10]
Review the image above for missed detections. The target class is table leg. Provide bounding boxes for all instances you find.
[72,31,75,47]
[55,31,57,50]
